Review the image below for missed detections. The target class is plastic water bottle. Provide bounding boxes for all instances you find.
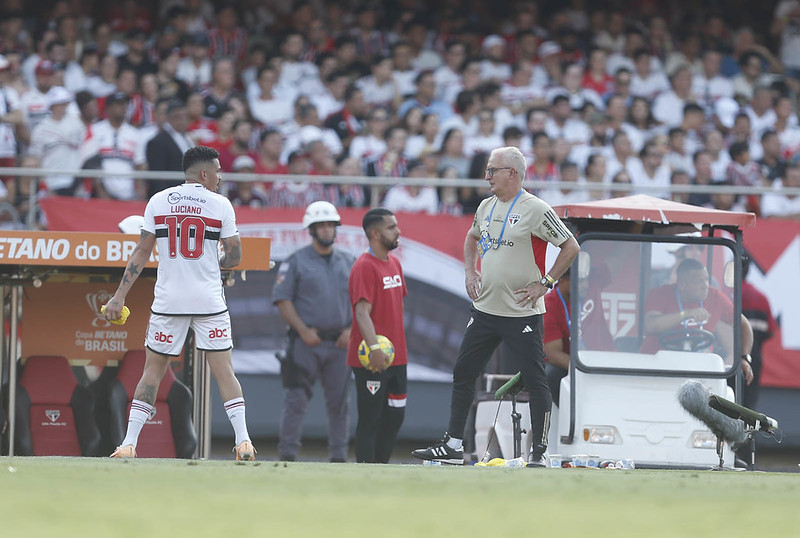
[504,457,526,468]
[422,460,442,466]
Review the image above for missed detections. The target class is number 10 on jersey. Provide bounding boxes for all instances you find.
[163,215,206,259]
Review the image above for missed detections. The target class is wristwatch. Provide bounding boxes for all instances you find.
[742,353,752,365]
[539,275,554,289]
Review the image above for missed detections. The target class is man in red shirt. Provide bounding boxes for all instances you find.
[741,255,776,408]
[347,208,408,463]
[543,269,572,405]
[544,265,616,405]
[641,257,754,384]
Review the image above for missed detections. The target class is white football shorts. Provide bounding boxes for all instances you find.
[145,311,233,356]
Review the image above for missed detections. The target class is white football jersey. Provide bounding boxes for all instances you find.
[143,182,238,315]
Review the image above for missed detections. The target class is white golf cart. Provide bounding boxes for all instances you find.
[472,195,755,469]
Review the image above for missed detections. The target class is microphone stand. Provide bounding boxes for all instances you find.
[494,372,526,459]
[510,392,525,459]
[711,435,725,471]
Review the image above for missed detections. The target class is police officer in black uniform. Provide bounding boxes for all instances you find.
[272,201,355,461]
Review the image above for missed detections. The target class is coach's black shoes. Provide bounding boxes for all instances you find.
[526,444,547,468]
[412,434,464,465]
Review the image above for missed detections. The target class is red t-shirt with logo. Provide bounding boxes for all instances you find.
[640,284,733,354]
[347,252,408,367]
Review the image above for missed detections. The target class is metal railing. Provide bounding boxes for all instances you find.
[3,166,796,230]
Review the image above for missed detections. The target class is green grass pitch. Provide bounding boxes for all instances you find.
[0,457,796,537]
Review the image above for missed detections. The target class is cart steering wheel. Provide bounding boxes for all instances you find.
[658,328,716,352]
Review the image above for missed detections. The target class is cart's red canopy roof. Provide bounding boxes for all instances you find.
[552,194,755,228]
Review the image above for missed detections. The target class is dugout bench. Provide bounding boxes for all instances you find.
[0,230,270,457]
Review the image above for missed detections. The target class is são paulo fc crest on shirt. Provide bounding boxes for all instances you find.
[508,213,521,227]
[366,380,381,395]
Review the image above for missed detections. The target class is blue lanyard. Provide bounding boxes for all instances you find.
[486,190,523,250]
[675,287,703,328]
[556,286,570,328]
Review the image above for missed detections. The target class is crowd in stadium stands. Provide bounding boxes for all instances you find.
[1,0,800,227]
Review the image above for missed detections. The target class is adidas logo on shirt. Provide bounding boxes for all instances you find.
[522,325,533,333]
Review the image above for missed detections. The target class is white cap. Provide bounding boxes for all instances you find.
[118,215,145,234]
[0,55,8,70]
[302,201,341,228]
[539,41,562,59]
[714,97,739,129]
[482,34,505,51]
[46,86,73,108]
[299,125,323,145]
[232,154,256,171]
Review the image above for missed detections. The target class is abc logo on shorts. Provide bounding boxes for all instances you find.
[154,331,174,343]
[208,328,227,339]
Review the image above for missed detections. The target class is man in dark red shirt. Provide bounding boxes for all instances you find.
[741,255,776,408]
[543,269,571,405]
[347,208,408,463]
[642,258,754,384]
[544,265,616,405]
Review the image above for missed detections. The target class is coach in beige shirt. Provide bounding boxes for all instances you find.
[413,146,579,466]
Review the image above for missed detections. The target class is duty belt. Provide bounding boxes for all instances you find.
[289,327,345,342]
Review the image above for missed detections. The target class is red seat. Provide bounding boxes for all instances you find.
[108,350,197,458]
[15,356,100,456]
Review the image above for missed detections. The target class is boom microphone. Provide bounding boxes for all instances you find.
[495,372,524,400]
[708,395,778,433]
[677,380,748,446]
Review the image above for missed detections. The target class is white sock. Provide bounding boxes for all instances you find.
[446,436,463,450]
[224,397,250,445]
[121,399,154,448]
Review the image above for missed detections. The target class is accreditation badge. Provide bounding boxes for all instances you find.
[477,229,492,258]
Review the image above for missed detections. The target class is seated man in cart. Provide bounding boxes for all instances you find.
[641,257,754,384]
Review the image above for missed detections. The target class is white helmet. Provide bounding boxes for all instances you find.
[302,201,341,228]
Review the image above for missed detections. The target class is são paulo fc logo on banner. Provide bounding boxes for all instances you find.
[366,380,381,395]
[46,409,60,422]
[508,213,521,227]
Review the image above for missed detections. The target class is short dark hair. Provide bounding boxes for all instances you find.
[560,160,578,172]
[344,83,361,102]
[414,69,434,86]
[729,141,749,160]
[454,90,476,114]
[182,146,219,172]
[760,129,778,144]
[683,103,704,116]
[677,257,706,279]
[362,208,394,234]
[668,127,686,139]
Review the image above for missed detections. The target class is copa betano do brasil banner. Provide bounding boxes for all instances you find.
[39,196,800,389]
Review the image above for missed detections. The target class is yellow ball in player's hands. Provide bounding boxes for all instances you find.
[357,335,395,369]
[101,305,130,325]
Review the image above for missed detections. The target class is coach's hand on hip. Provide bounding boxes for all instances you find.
[466,270,482,300]
[513,283,547,307]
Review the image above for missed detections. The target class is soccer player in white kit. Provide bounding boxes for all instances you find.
[103,146,255,460]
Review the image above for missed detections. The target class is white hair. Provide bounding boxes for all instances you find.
[491,146,527,181]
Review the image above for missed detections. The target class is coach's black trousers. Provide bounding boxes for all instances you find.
[448,307,552,447]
